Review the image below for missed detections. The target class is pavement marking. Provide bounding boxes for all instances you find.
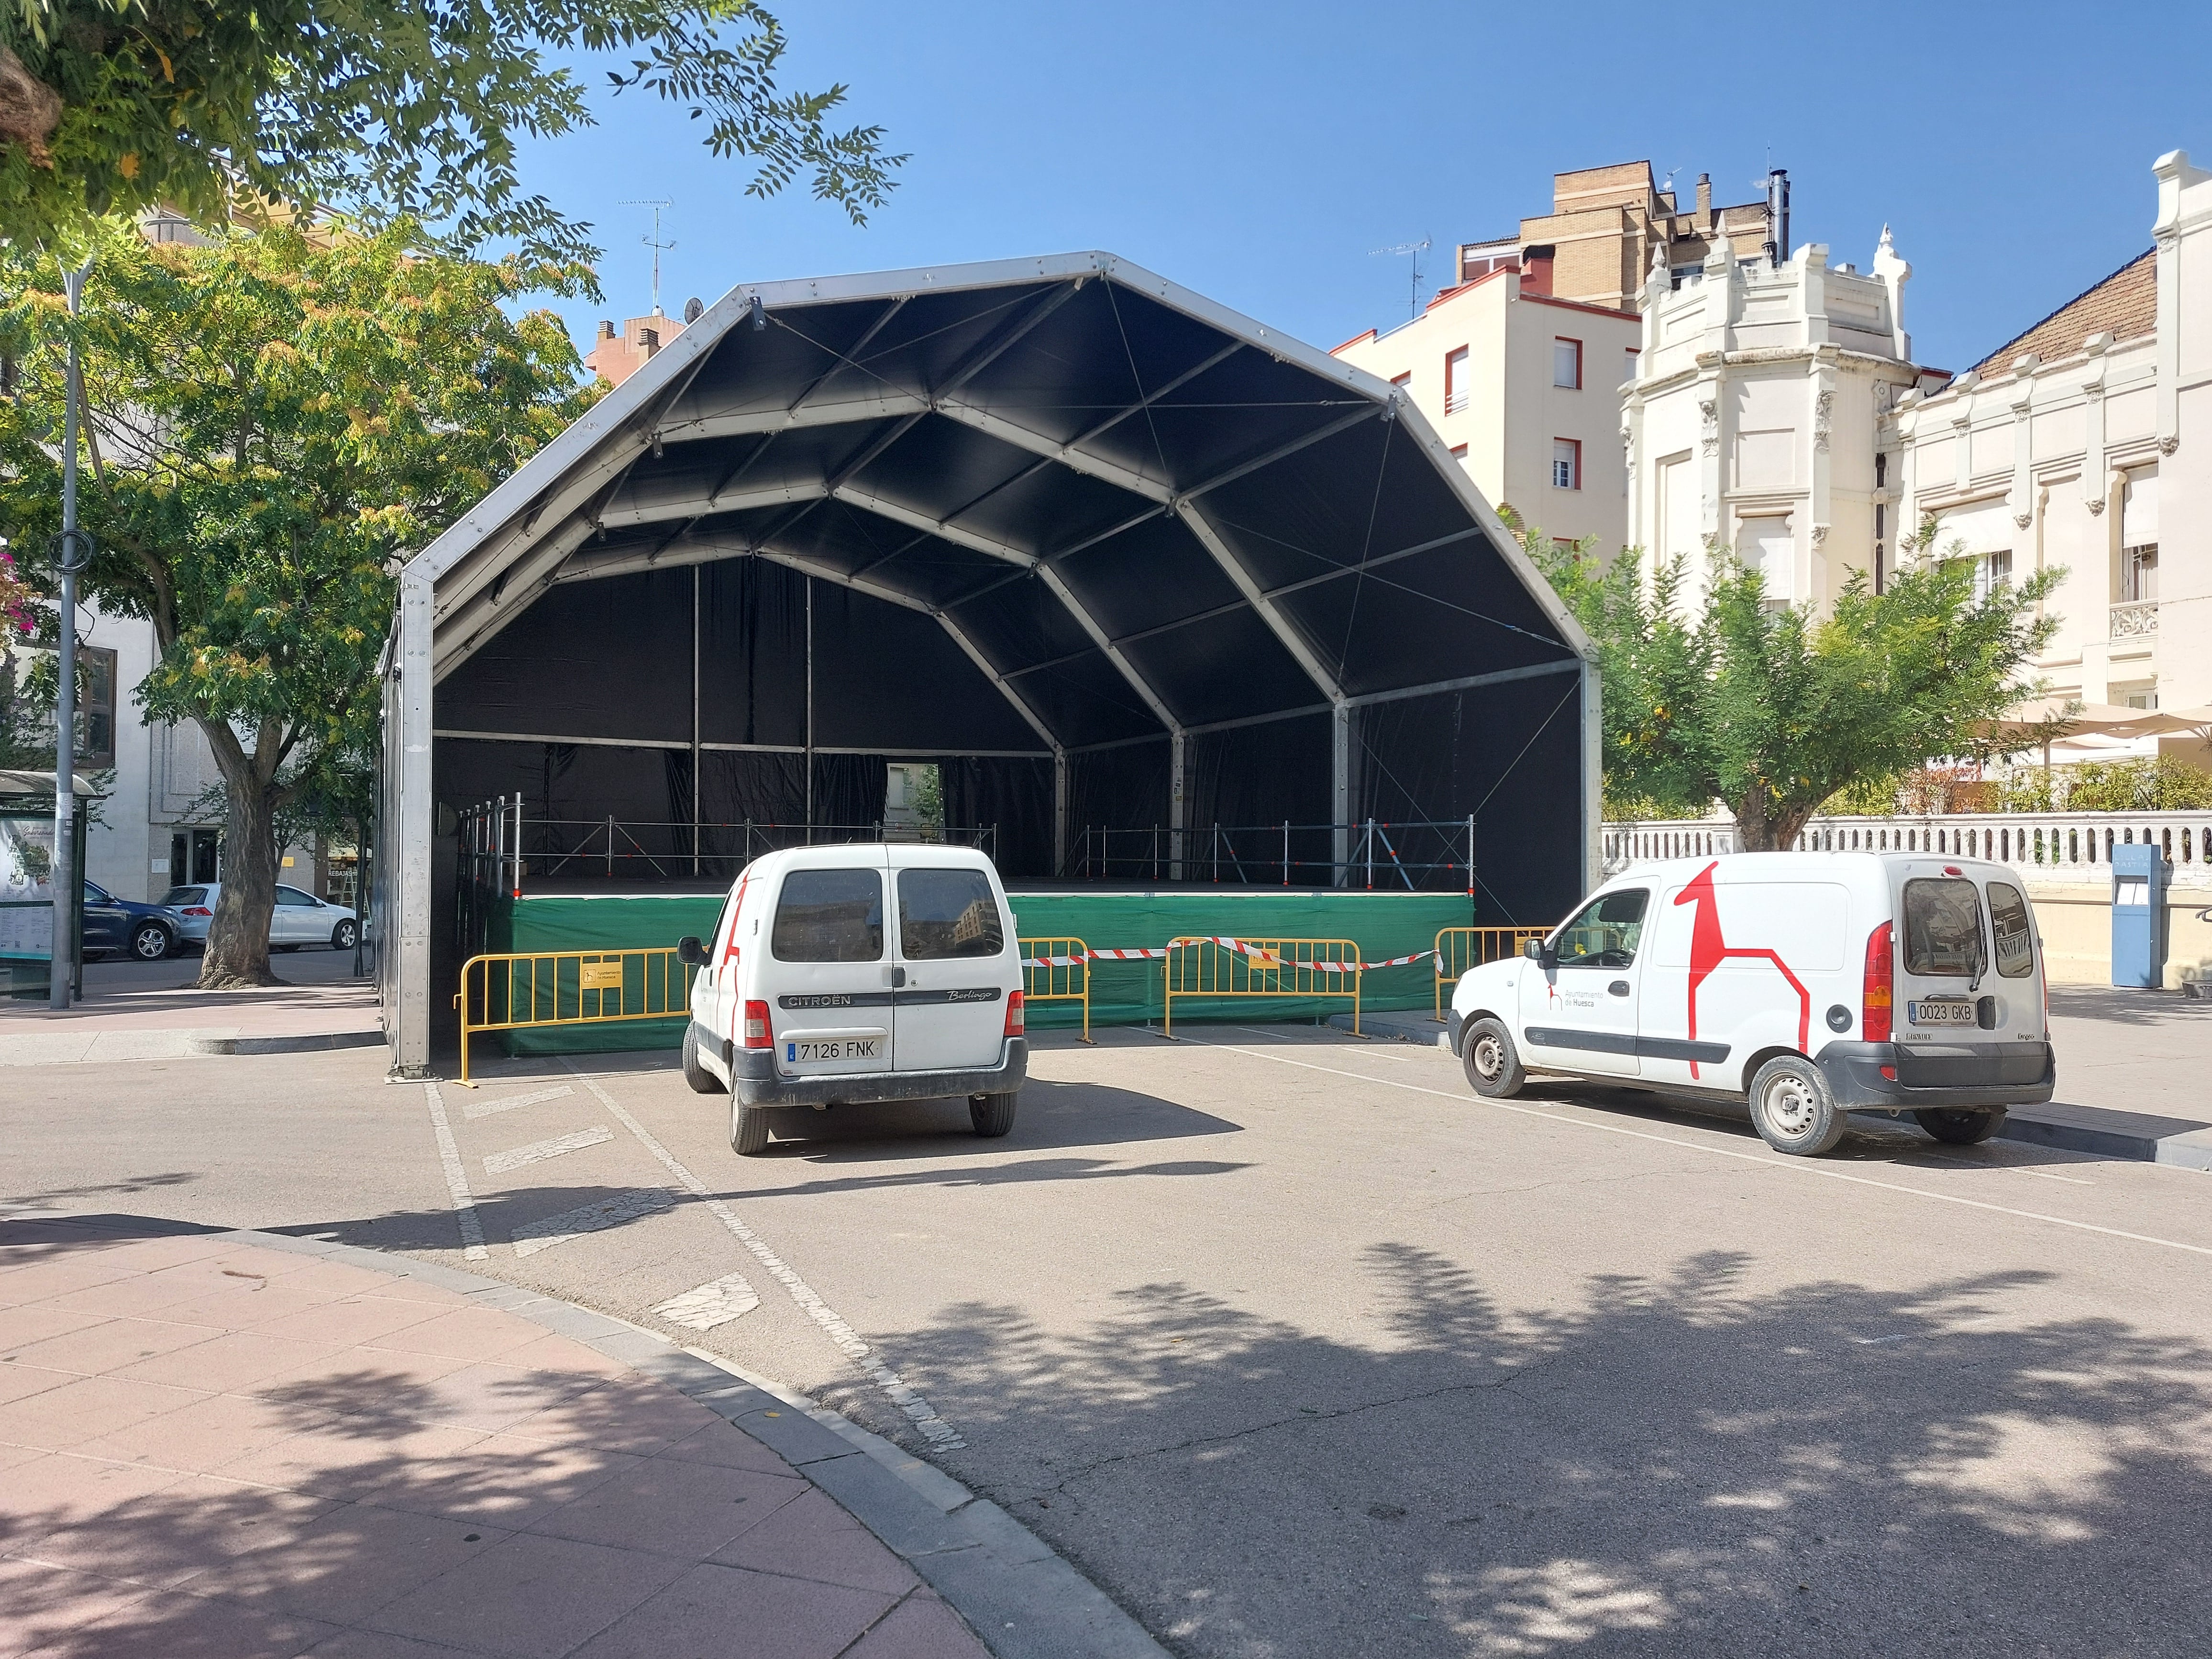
[461,1083,576,1120]
[511,1186,677,1258]
[421,1082,488,1262]
[652,1272,763,1331]
[1206,1040,2212,1261]
[484,1126,614,1175]
[561,1060,966,1449]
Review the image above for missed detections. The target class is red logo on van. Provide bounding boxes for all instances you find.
[1674,862,1812,1078]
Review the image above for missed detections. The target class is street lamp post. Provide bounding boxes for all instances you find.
[49,260,94,1011]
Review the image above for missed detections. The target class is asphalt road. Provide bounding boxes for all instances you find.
[8,1015,2212,1656]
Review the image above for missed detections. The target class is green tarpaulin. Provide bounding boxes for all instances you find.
[487,886,1473,1054]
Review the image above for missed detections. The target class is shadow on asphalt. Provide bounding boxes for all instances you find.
[2049,984,2211,1028]
[901,1242,2212,1658]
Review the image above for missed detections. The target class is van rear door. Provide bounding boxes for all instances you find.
[890,849,1013,1073]
[766,847,896,1077]
[1892,866,2049,1086]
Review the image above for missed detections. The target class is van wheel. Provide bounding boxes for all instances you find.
[681,1025,719,1095]
[970,1091,1018,1138]
[1461,1018,1526,1099]
[1748,1055,1849,1156]
[1915,1106,2006,1145]
[730,1090,772,1156]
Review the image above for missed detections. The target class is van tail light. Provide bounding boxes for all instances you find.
[1862,921,1894,1043]
[742,1000,772,1049]
[1004,989,1025,1037]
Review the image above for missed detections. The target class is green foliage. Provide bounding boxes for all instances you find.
[1998,756,2212,813]
[0,217,594,978]
[0,0,901,266]
[1520,515,2062,850]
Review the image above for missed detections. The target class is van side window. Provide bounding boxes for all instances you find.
[1986,882,2035,979]
[771,870,884,962]
[897,868,1004,960]
[1902,878,1985,977]
[1554,889,1648,968]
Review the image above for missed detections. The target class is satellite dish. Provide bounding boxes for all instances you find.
[683,297,704,324]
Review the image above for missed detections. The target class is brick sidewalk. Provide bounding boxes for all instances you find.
[0,1220,988,1658]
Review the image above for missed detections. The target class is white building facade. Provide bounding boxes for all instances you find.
[1891,150,2212,731]
[1333,254,1641,549]
[1622,229,1940,607]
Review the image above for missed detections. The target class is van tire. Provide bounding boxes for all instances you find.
[1461,1018,1526,1099]
[730,1091,772,1156]
[970,1091,1018,1138]
[1748,1055,1849,1156]
[681,1025,719,1095]
[1915,1106,2006,1145]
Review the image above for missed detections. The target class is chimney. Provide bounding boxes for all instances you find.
[1763,169,1791,268]
[1696,173,1712,223]
[1519,243,1555,296]
[641,327,660,357]
[596,319,615,341]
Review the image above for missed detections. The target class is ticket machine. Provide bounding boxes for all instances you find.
[2111,841,2170,989]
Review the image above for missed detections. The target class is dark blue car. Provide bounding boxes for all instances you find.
[81,881,183,962]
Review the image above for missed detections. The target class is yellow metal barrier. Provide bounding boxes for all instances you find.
[1163,936,1361,1038]
[1019,937,1093,1043]
[453,948,695,1084]
[1433,926,1548,1019]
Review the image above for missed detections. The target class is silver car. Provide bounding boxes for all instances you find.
[159,882,360,951]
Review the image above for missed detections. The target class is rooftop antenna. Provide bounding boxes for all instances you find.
[620,198,676,316]
[1371,236,1432,320]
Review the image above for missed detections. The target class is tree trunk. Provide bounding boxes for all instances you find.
[1731,792,1817,853]
[198,734,283,989]
[0,45,62,165]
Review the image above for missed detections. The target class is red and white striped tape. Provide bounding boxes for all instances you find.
[1022,940,1439,973]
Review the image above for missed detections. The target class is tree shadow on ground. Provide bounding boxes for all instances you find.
[903,1245,2212,1658]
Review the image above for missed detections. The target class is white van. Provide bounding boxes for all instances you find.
[1449,852,2055,1155]
[676,843,1028,1155]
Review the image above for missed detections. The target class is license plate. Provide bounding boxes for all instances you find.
[784,1036,882,1066]
[1909,998,1976,1027]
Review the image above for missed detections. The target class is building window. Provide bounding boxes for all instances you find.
[1390,371,1412,390]
[1948,551,2013,603]
[1553,338,1582,390]
[1623,346,1639,387]
[1444,347,1469,414]
[1449,444,1468,463]
[74,647,116,770]
[1552,438,1581,490]
[2122,543,2158,602]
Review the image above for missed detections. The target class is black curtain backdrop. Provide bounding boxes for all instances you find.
[1066,739,1171,879]
[1185,713,1335,884]
[811,753,891,832]
[940,756,1055,878]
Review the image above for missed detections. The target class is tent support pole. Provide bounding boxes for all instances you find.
[691,565,701,876]
[1170,732,1186,881]
[1054,752,1068,877]
[805,578,814,843]
[1330,702,1350,889]
[1580,656,1603,894]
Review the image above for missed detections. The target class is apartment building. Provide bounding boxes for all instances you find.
[1891,150,2212,730]
[1334,250,1639,548]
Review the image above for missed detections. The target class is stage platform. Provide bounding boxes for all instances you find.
[477,883,1481,1053]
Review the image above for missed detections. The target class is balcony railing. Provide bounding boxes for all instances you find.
[1604,809,2212,888]
[2110,599,2159,641]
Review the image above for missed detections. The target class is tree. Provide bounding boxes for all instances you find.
[0,217,597,984]
[0,0,900,264]
[1524,518,2063,851]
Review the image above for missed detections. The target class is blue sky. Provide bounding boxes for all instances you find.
[518,0,2212,377]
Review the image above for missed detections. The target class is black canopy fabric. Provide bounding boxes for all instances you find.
[382,253,1597,1074]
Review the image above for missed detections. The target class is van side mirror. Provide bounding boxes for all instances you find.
[675,936,708,967]
[1525,938,1556,969]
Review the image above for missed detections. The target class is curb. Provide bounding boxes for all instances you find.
[1329,1010,2212,1174]
[185,1029,384,1056]
[18,1213,1168,1659]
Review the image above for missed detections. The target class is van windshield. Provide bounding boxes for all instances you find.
[1987,881,2035,978]
[1902,878,1986,978]
[771,869,884,962]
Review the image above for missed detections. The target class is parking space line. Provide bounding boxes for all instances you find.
[653,1273,763,1331]
[421,1082,488,1261]
[485,1126,614,1175]
[561,1061,966,1449]
[1205,1040,2212,1261]
[461,1083,575,1120]
[512,1186,677,1257]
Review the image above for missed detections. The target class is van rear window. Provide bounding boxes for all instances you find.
[1902,878,1986,978]
[771,870,883,962]
[1987,881,2035,978]
[897,869,1004,960]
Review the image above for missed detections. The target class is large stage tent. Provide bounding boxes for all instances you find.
[376,252,1599,1074]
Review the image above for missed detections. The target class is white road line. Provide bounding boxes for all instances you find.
[462,1084,575,1120]
[422,1082,488,1261]
[511,1187,677,1257]
[1205,1040,2212,1261]
[562,1060,965,1450]
[653,1273,762,1331]
[485,1127,614,1175]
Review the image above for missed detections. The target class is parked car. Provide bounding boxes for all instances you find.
[82,882,185,962]
[1449,852,2056,1156]
[158,882,360,951]
[677,842,1028,1155]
